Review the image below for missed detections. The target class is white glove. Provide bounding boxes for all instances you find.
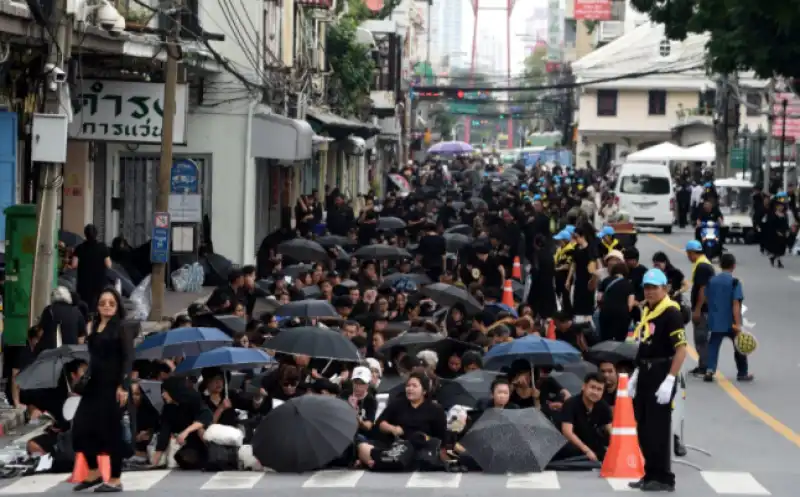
[655,374,676,405]
[628,369,639,398]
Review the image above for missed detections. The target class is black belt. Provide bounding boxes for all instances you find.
[638,357,673,369]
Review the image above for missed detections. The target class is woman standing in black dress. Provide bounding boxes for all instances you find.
[569,225,598,322]
[72,288,134,492]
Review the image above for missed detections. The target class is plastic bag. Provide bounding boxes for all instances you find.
[129,275,152,321]
[171,263,204,293]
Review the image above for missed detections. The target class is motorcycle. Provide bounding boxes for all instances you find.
[701,220,722,260]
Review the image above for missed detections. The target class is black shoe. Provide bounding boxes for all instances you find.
[688,367,705,377]
[640,480,675,492]
[93,483,123,493]
[674,435,688,457]
[769,256,775,266]
[777,260,784,269]
[628,478,646,489]
[73,479,103,492]
[703,372,714,382]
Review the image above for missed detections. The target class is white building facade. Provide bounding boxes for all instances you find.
[436,0,467,70]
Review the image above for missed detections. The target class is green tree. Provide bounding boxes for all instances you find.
[630,0,800,80]
[511,46,548,125]
[326,0,403,116]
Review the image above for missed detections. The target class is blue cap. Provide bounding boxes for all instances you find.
[520,183,528,190]
[776,191,789,199]
[564,225,576,234]
[597,226,615,238]
[704,182,712,188]
[642,268,668,287]
[685,240,703,252]
[553,230,570,241]
[533,194,542,201]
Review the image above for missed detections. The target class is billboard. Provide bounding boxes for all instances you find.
[773,92,800,140]
[574,0,612,20]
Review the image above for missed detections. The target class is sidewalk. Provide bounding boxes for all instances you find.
[0,289,213,436]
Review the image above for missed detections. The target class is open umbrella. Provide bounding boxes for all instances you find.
[252,395,358,472]
[445,224,473,236]
[174,347,274,375]
[380,272,432,287]
[586,340,639,364]
[443,233,472,252]
[436,380,479,409]
[353,244,411,260]
[420,283,483,314]
[138,379,164,413]
[428,141,473,154]
[283,263,314,279]
[59,231,84,248]
[267,326,361,362]
[549,371,583,396]
[135,327,232,360]
[277,239,329,263]
[459,408,566,473]
[302,285,322,299]
[560,360,598,376]
[16,345,89,390]
[315,235,353,248]
[276,299,338,318]
[376,217,407,231]
[453,370,503,401]
[483,335,582,370]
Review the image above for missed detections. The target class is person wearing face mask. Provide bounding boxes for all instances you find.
[341,366,378,436]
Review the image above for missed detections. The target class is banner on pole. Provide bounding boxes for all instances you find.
[574,0,612,20]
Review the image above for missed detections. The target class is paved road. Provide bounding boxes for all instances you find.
[0,231,797,496]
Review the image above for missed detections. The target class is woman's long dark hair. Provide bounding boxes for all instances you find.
[91,287,125,329]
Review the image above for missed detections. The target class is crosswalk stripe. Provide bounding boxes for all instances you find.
[506,471,560,489]
[405,472,462,488]
[0,474,66,494]
[605,478,638,491]
[302,470,365,488]
[122,470,172,491]
[200,471,263,490]
[701,471,771,495]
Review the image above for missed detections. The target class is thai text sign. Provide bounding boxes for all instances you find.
[772,92,800,140]
[574,0,611,20]
[69,79,188,144]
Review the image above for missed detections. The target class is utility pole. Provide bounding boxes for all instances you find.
[764,81,775,194]
[780,98,788,192]
[30,0,71,321]
[149,8,180,320]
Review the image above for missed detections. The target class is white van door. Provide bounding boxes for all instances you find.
[617,173,673,227]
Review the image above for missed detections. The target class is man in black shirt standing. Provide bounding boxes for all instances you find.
[417,222,446,282]
[685,240,715,376]
[627,268,688,492]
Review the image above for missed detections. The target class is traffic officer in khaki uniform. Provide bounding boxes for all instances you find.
[627,268,688,492]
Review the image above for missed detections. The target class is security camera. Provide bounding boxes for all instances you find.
[96,0,122,31]
[43,63,67,84]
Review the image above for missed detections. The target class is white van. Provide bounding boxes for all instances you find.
[614,162,675,233]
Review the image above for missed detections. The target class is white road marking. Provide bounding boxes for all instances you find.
[302,470,365,488]
[200,471,263,490]
[788,275,800,282]
[505,471,560,489]
[405,471,462,488]
[605,477,639,491]
[122,470,171,491]
[0,473,66,494]
[701,471,770,495]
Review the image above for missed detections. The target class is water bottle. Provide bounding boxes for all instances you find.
[122,412,132,445]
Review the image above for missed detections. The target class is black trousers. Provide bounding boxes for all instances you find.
[633,361,675,486]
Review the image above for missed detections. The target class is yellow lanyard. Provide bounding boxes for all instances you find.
[602,238,619,252]
[630,297,680,342]
[691,255,711,283]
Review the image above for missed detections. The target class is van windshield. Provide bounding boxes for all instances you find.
[620,176,671,195]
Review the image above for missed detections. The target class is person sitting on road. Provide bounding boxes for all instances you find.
[558,372,612,463]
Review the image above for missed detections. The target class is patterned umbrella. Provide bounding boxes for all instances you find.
[428,141,474,154]
[459,408,566,473]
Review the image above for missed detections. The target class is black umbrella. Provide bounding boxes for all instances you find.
[59,231,84,248]
[443,233,472,252]
[353,244,411,261]
[283,263,314,279]
[587,340,639,364]
[559,360,598,376]
[252,395,358,472]
[380,272,433,287]
[209,315,247,336]
[267,326,361,362]
[276,299,338,318]
[420,283,483,314]
[445,224,472,235]
[467,198,488,210]
[436,379,478,409]
[377,217,407,230]
[453,370,503,401]
[315,235,351,248]
[302,285,322,299]
[459,408,567,474]
[16,345,89,390]
[107,264,135,297]
[378,330,441,354]
[549,372,583,396]
[277,239,329,263]
[138,379,164,413]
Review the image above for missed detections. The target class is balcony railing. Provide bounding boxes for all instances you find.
[674,106,715,127]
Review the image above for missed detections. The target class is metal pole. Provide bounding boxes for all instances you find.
[505,0,513,149]
[780,98,788,192]
[30,0,71,322]
[765,117,774,195]
[149,11,181,320]
[426,0,432,66]
[464,0,479,144]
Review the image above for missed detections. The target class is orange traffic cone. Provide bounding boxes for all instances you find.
[511,256,522,280]
[600,373,645,480]
[545,319,557,340]
[68,453,112,483]
[501,279,515,307]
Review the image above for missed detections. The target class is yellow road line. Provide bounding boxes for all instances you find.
[647,233,800,449]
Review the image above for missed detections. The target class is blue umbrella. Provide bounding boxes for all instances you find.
[485,302,518,318]
[428,141,474,154]
[483,335,581,370]
[135,327,233,360]
[174,347,275,375]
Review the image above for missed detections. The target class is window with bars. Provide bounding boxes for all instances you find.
[648,90,667,115]
[597,90,618,116]
[746,92,763,116]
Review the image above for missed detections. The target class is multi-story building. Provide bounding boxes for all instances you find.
[566,0,648,62]
[572,22,767,170]
[435,0,467,69]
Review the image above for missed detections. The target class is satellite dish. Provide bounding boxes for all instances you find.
[63,396,82,421]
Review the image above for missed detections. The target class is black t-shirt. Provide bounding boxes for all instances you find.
[510,390,537,408]
[690,262,715,312]
[664,266,685,297]
[628,264,648,302]
[603,388,617,407]
[340,389,378,435]
[598,276,633,315]
[636,305,687,360]
[561,395,612,455]
[418,234,446,268]
[378,397,446,441]
[74,241,110,291]
[477,255,503,288]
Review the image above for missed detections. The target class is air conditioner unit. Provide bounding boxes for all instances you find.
[598,21,624,42]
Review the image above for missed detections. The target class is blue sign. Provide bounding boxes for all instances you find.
[170,159,199,194]
[150,212,171,264]
[522,150,573,167]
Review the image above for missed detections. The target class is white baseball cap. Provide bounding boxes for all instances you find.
[352,366,372,383]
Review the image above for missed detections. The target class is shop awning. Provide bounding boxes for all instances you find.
[251,109,314,161]
[306,107,380,139]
